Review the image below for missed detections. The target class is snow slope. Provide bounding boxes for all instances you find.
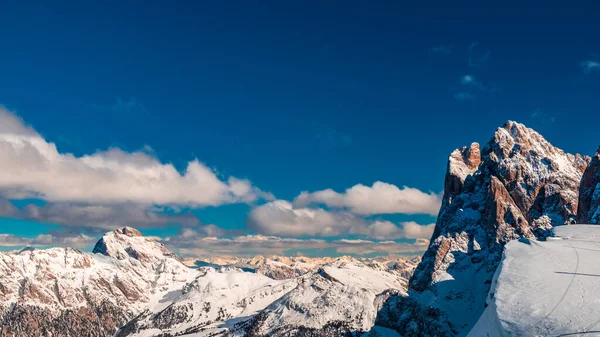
[0,228,198,336]
[120,267,297,336]
[469,225,600,337]
[244,261,409,336]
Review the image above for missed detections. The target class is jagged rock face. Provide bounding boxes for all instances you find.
[400,121,590,337]
[444,142,481,198]
[0,300,130,337]
[578,148,600,224]
[0,228,196,337]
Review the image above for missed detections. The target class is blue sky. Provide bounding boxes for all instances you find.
[0,1,599,257]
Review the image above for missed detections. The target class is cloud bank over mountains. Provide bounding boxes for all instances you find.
[0,107,438,256]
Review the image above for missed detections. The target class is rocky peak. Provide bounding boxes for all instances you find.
[444,142,481,199]
[482,122,589,225]
[402,121,590,336]
[115,226,142,237]
[92,226,181,263]
[578,147,600,224]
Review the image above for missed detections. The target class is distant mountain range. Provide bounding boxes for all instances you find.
[0,121,599,336]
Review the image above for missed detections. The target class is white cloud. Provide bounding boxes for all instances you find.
[359,220,435,240]
[398,221,435,239]
[0,234,32,247]
[247,200,363,237]
[31,232,96,248]
[460,75,476,84]
[20,203,202,231]
[0,107,272,206]
[247,200,437,239]
[460,75,487,93]
[0,196,228,233]
[0,198,19,218]
[581,60,600,74]
[0,231,96,249]
[293,182,441,216]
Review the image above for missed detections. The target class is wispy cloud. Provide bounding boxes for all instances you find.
[531,108,557,124]
[431,44,455,55]
[468,41,491,67]
[111,96,146,113]
[0,197,208,233]
[314,124,352,149]
[460,75,475,84]
[0,230,96,249]
[454,92,476,101]
[580,60,600,74]
[0,234,32,247]
[460,74,485,89]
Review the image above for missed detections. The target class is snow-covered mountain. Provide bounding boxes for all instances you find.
[0,228,416,337]
[118,267,298,336]
[0,227,196,336]
[117,259,411,337]
[241,260,410,336]
[381,121,592,336]
[1,121,599,337]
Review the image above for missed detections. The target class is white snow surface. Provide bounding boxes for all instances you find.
[128,267,298,336]
[0,247,195,313]
[469,225,600,337]
[127,261,409,336]
[251,261,409,335]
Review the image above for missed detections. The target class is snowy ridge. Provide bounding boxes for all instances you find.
[243,261,409,336]
[119,267,298,337]
[185,255,420,281]
[469,225,600,336]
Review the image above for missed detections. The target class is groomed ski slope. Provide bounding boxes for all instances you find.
[469,225,600,337]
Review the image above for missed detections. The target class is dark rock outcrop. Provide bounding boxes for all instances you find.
[578,147,600,224]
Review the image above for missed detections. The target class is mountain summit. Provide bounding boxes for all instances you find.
[93,226,182,263]
[382,121,591,336]
[0,227,195,336]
